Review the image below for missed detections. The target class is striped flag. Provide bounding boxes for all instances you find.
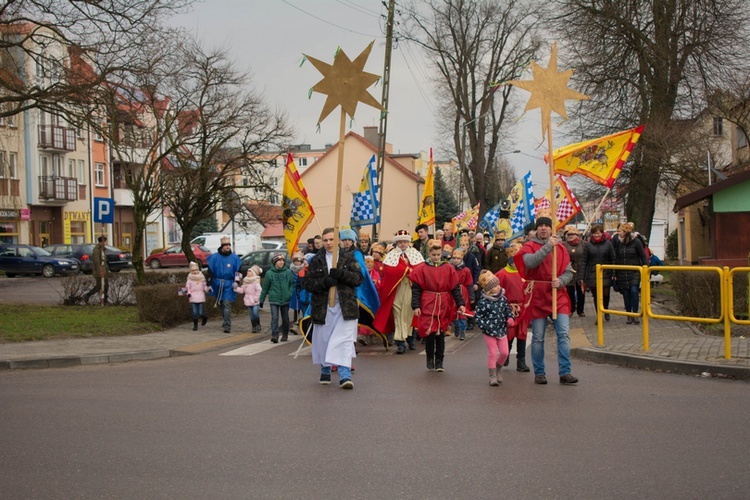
[416,148,435,227]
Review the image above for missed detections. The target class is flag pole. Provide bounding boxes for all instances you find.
[547,128,557,319]
[329,109,346,307]
[587,188,612,234]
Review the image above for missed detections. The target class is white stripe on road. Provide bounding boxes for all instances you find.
[221,337,302,356]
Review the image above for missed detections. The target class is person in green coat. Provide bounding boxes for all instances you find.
[260,253,295,343]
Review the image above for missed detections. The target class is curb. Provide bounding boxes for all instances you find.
[0,333,259,371]
[573,347,750,380]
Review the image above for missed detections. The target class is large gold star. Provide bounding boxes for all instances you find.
[508,43,589,136]
[305,41,385,124]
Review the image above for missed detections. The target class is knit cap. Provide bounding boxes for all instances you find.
[478,270,500,293]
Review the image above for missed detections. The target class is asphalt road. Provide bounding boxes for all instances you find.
[1,334,749,499]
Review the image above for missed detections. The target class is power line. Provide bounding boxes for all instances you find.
[281,0,383,38]
[336,0,382,18]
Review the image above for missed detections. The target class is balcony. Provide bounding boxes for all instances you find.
[38,125,76,152]
[38,176,78,201]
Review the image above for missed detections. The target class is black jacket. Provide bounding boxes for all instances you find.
[304,247,362,324]
[614,236,648,288]
[580,238,616,288]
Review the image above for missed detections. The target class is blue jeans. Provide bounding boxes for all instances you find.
[452,319,466,337]
[191,302,204,320]
[218,300,233,330]
[247,305,259,323]
[622,285,640,313]
[530,314,571,376]
[270,303,290,337]
[320,363,350,381]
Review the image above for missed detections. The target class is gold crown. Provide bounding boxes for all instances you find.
[220,236,231,245]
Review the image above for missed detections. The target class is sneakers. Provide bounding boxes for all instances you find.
[534,374,548,385]
[626,317,633,324]
[559,374,579,385]
[426,358,435,371]
[632,317,640,325]
[435,359,444,372]
[340,379,354,389]
[319,373,331,385]
[459,332,465,341]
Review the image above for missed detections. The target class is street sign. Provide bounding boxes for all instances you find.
[93,197,114,223]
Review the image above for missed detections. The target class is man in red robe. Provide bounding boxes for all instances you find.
[373,230,425,353]
[515,215,578,386]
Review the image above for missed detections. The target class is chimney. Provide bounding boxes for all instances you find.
[363,126,379,147]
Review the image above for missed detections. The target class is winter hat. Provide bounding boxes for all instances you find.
[478,270,500,293]
[535,217,553,230]
[392,229,411,243]
[272,253,286,265]
[189,261,200,271]
[340,228,358,242]
[249,265,262,276]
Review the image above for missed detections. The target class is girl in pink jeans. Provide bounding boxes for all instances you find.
[475,270,515,386]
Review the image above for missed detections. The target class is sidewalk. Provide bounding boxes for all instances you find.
[2,294,749,378]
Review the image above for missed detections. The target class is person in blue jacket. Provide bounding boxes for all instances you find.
[207,236,242,333]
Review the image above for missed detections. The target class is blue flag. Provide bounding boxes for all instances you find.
[509,171,536,239]
[350,155,380,227]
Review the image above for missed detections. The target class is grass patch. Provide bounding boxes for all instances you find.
[0,304,162,342]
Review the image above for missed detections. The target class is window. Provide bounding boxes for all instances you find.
[68,159,75,178]
[40,154,50,177]
[270,176,278,187]
[269,192,279,204]
[0,220,19,244]
[78,160,85,184]
[95,163,105,186]
[298,157,308,167]
[7,111,15,127]
[8,152,17,179]
[713,117,723,136]
[53,155,63,176]
[737,126,748,149]
[0,151,5,178]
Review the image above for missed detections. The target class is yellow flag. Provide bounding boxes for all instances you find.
[551,125,645,188]
[417,148,435,227]
[282,153,315,256]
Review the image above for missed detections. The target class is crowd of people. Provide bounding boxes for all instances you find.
[187,219,658,390]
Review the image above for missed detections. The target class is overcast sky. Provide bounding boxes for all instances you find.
[171,0,553,189]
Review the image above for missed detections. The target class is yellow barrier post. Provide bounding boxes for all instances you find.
[596,264,604,346]
[641,265,650,352]
[724,266,731,359]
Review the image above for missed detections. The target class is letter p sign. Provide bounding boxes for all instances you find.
[94,197,115,224]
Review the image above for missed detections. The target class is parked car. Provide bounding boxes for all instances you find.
[191,233,261,257]
[0,244,80,277]
[238,249,287,278]
[146,244,211,269]
[44,243,133,274]
[261,240,285,250]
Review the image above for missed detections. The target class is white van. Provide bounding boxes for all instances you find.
[190,233,261,257]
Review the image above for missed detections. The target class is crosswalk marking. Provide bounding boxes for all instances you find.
[221,337,302,356]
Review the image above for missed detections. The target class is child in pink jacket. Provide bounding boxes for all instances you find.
[234,266,263,332]
[186,261,209,331]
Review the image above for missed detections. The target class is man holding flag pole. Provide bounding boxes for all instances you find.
[508,43,586,385]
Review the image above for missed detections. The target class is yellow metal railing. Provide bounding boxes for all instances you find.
[594,264,748,360]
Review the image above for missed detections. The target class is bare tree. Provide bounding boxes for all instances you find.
[0,0,190,124]
[553,0,750,239]
[159,42,293,265]
[400,0,542,219]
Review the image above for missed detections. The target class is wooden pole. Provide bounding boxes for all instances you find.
[547,127,557,319]
[329,109,347,306]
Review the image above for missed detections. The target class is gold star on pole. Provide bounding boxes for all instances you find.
[508,43,589,136]
[305,41,384,124]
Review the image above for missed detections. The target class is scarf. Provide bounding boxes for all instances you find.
[290,263,304,275]
[188,272,205,282]
[242,275,260,285]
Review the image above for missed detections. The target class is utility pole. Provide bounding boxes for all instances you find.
[373,0,395,241]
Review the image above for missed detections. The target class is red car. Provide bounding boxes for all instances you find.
[146,244,211,269]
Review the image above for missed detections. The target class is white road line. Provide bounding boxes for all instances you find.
[221,337,302,356]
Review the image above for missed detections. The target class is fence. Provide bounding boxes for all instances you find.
[594,264,750,359]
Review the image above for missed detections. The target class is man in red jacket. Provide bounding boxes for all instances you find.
[515,214,578,385]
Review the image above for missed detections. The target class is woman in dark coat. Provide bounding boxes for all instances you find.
[613,222,648,324]
[580,224,616,323]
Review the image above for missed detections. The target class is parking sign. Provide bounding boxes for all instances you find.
[94,197,114,223]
